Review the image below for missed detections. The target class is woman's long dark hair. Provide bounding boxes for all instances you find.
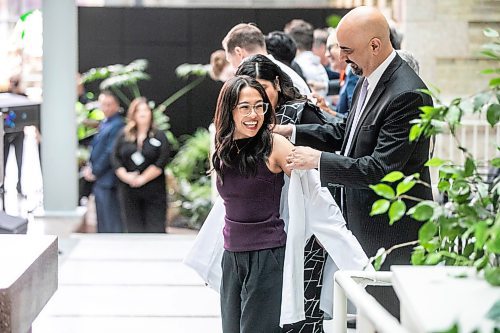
[235,54,305,107]
[212,76,275,181]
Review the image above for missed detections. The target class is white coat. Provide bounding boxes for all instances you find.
[184,169,372,326]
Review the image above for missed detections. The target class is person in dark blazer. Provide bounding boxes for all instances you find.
[83,90,125,233]
[274,6,433,317]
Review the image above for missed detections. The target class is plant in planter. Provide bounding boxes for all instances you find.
[168,128,212,229]
[368,29,499,286]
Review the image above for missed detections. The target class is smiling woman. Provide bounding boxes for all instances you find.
[211,75,296,332]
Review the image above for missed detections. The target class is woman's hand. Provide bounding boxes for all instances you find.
[130,174,147,188]
[116,167,139,185]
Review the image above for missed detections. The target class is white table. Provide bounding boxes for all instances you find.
[391,265,499,333]
[0,235,58,333]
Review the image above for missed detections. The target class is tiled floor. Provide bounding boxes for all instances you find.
[32,234,222,333]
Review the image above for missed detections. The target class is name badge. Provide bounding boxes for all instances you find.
[131,151,145,166]
[149,138,161,147]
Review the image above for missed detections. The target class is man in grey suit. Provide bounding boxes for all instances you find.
[275,6,433,317]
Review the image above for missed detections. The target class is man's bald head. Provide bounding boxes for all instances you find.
[336,6,393,77]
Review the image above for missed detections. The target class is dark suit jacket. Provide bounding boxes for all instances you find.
[296,54,433,265]
[90,113,125,188]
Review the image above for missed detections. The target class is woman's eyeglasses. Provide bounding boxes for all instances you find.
[235,102,269,117]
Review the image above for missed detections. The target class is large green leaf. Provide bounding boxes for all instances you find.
[370,199,390,216]
[464,158,475,177]
[369,184,395,200]
[396,180,416,196]
[437,180,451,193]
[487,103,500,127]
[474,221,488,250]
[492,157,500,168]
[449,180,470,203]
[424,252,442,265]
[480,68,500,75]
[490,77,500,88]
[474,255,489,270]
[425,157,446,167]
[472,92,491,111]
[481,50,499,60]
[407,202,435,221]
[486,232,500,254]
[411,247,426,265]
[409,124,422,142]
[419,221,437,243]
[389,200,406,225]
[422,239,440,252]
[381,171,405,183]
[484,267,500,286]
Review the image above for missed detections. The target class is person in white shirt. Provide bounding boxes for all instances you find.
[285,19,329,97]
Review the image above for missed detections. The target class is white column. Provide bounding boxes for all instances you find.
[41,0,78,212]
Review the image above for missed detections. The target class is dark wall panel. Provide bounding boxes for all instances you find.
[79,7,123,42]
[123,8,189,43]
[78,7,347,137]
[189,9,257,47]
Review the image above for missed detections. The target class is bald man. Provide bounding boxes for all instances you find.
[274,6,433,318]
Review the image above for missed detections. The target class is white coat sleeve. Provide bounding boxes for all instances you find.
[183,196,225,292]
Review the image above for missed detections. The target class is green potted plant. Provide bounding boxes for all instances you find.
[168,128,212,229]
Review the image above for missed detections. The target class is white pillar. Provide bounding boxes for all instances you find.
[41,0,78,212]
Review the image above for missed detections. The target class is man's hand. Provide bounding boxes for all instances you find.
[286,146,321,170]
[272,124,293,138]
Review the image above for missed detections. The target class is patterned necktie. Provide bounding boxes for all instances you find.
[343,79,369,156]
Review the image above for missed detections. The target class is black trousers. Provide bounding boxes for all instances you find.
[221,246,285,333]
[3,131,24,193]
[117,180,166,233]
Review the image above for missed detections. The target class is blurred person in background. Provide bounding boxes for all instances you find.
[209,49,235,82]
[285,19,329,97]
[112,97,170,233]
[83,90,125,233]
[265,30,305,81]
[3,74,27,195]
[312,28,338,80]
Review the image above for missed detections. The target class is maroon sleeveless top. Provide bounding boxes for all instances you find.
[217,158,286,252]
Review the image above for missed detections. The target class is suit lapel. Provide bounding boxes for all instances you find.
[343,55,404,156]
